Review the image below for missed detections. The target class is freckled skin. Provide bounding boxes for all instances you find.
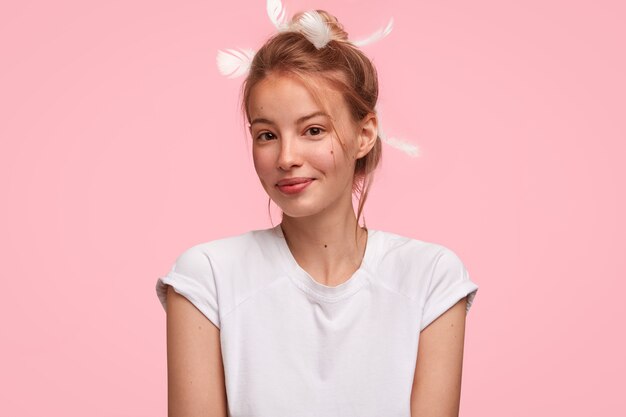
[248,74,361,219]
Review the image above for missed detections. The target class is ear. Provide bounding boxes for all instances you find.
[355,113,378,159]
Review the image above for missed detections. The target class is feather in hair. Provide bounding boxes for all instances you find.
[216,48,255,78]
[352,18,394,47]
[292,11,333,49]
[267,0,289,31]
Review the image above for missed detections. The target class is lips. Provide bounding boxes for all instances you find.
[276,177,315,195]
[276,177,314,186]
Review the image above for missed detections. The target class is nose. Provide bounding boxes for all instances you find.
[276,136,302,171]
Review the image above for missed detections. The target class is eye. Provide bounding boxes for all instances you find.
[305,127,325,137]
[256,131,276,141]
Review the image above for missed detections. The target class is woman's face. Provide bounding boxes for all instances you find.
[248,74,366,219]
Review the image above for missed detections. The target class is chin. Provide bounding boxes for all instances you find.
[271,198,324,219]
[276,205,321,219]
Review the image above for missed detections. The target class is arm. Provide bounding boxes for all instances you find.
[410,296,468,417]
[166,285,228,417]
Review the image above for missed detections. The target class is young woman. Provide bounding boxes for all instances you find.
[156,8,478,417]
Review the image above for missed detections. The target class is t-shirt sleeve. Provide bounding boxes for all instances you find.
[155,245,220,329]
[420,247,479,331]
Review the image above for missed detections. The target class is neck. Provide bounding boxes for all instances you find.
[279,207,368,287]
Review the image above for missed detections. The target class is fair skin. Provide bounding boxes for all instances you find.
[411,297,469,417]
[248,73,376,286]
[165,73,469,416]
[166,286,228,417]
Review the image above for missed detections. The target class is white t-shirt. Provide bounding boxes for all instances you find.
[156,224,479,417]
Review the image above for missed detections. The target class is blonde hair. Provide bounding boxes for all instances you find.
[240,10,382,230]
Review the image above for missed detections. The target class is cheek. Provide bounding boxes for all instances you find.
[252,157,273,191]
[310,145,353,177]
[307,142,341,171]
[252,148,273,175]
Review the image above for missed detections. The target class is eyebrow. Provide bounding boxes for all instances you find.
[249,111,329,127]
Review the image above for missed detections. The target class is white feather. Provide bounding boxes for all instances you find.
[216,48,255,78]
[382,136,420,157]
[377,105,420,157]
[267,0,289,31]
[294,11,332,49]
[352,18,394,47]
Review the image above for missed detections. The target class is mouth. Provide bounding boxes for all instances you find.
[276,177,314,186]
[276,178,315,195]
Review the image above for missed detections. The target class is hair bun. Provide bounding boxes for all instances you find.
[291,9,349,42]
[316,10,349,41]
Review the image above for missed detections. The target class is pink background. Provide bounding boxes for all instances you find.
[1,0,624,415]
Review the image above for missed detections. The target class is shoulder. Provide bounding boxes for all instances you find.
[369,229,465,298]
[373,228,454,268]
[173,226,278,272]
[160,226,284,321]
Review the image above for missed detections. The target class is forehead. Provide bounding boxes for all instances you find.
[248,73,347,121]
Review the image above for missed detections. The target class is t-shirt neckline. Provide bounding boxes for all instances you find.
[270,223,379,302]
